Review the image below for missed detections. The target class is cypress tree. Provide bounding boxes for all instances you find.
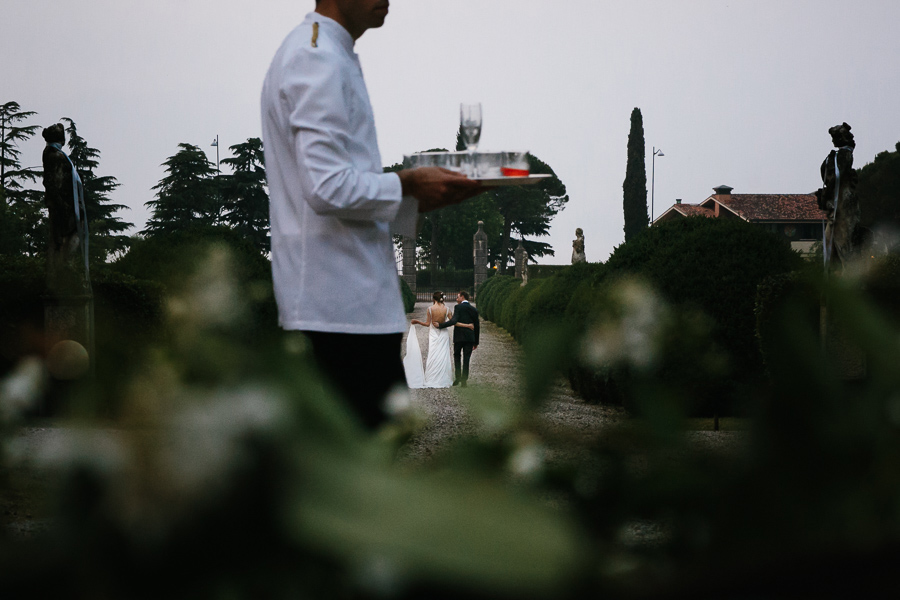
[622,107,648,242]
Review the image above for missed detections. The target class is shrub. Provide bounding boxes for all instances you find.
[498,280,532,337]
[399,277,415,313]
[0,256,47,377]
[602,217,805,382]
[517,262,605,343]
[112,225,278,340]
[479,276,520,324]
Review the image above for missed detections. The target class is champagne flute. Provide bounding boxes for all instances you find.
[460,102,482,176]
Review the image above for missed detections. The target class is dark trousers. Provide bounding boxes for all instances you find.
[454,342,475,383]
[302,331,404,430]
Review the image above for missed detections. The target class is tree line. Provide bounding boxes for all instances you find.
[1,101,270,264]
[2,101,569,273]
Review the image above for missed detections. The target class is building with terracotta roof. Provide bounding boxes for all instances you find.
[653,185,828,256]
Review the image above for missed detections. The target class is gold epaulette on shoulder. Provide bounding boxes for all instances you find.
[312,22,319,48]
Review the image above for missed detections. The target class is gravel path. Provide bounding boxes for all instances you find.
[398,301,627,463]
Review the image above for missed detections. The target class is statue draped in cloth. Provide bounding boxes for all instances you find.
[814,122,859,271]
[572,228,586,264]
[42,123,89,292]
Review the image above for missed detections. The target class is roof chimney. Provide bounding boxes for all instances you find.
[676,199,682,204]
[713,185,733,195]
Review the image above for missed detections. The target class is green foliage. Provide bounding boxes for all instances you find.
[0,257,165,405]
[514,262,600,343]
[417,193,505,269]
[143,143,219,235]
[476,275,520,324]
[479,219,802,414]
[219,138,270,253]
[113,225,277,340]
[0,102,44,258]
[756,254,900,374]
[526,264,569,280]
[490,153,567,272]
[10,247,900,596]
[623,107,648,242]
[755,271,821,373]
[399,276,415,313]
[0,252,585,598]
[0,101,40,202]
[605,217,804,378]
[498,279,532,338]
[857,141,900,233]
[0,256,46,375]
[61,118,133,263]
[415,267,474,292]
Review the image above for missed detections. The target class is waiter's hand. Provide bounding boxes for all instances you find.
[398,167,484,213]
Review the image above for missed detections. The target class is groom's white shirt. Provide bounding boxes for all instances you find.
[262,13,418,334]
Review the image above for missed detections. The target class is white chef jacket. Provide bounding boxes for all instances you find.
[261,13,418,334]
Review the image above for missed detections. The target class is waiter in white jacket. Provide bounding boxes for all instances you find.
[262,0,482,428]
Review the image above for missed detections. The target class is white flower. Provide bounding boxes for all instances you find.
[0,357,46,422]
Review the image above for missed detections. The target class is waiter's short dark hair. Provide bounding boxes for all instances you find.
[458,290,469,301]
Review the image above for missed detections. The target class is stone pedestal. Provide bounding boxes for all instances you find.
[402,235,416,294]
[514,239,528,285]
[44,289,95,378]
[473,221,488,298]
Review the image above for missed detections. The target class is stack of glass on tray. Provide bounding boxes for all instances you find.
[402,150,529,179]
[402,102,531,180]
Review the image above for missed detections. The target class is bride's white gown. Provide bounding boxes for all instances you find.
[403,308,454,389]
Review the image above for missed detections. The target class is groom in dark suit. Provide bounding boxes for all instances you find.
[436,290,480,387]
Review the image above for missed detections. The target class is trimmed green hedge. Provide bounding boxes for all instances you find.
[478,218,805,415]
[400,277,415,313]
[527,265,569,280]
[0,257,48,376]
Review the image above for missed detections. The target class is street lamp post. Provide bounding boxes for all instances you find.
[651,146,664,222]
[211,135,221,223]
[211,135,220,174]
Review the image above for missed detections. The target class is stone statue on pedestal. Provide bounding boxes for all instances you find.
[572,228,586,264]
[814,122,859,271]
[815,122,865,379]
[514,239,528,285]
[473,221,488,297]
[42,123,87,292]
[41,123,94,381]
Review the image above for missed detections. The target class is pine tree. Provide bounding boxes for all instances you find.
[622,107,648,242]
[0,101,44,257]
[0,102,40,202]
[219,138,269,253]
[143,143,219,236]
[61,118,133,262]
[491,153,567,272]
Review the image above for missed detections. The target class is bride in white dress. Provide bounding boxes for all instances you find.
[403,291,473,389]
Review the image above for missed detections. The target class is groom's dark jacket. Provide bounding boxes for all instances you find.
[439,301,480,345]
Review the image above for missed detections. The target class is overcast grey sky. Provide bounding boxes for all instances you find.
[3,0,899,263]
